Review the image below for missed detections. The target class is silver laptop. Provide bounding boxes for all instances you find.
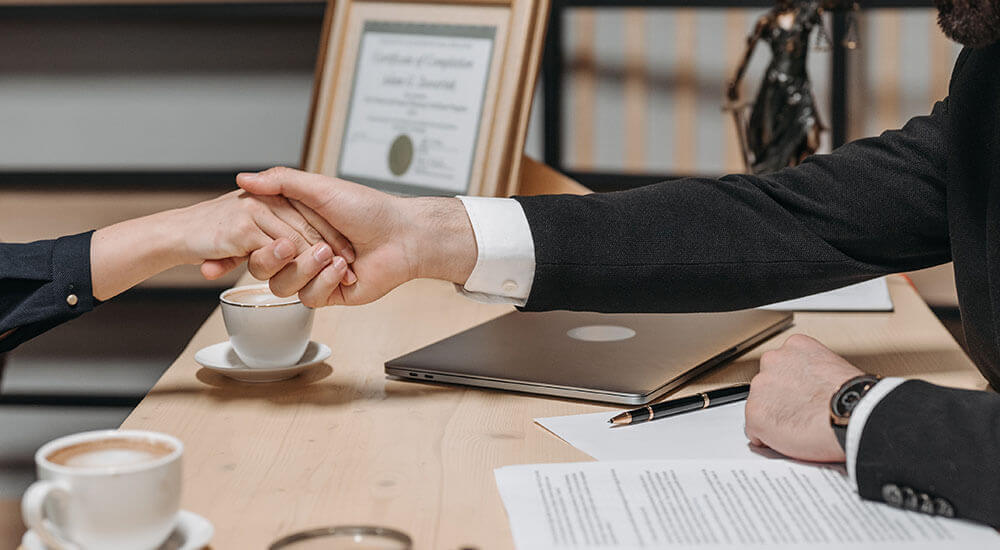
[385,309,793,405]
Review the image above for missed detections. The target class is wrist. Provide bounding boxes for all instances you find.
[830,373,881,453]
[148,208,197,266]
[406,197,477,284]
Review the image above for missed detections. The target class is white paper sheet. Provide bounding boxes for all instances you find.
[760,278,893,312]
[536,402,784,462]
[495,460,1000,549]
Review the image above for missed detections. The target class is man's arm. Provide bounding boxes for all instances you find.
[854,380,1000,526]
[514,100,951,312]
[236,96,950,310]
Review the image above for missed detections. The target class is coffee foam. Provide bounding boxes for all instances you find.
[224,287,298,306]
[47,438,174,469]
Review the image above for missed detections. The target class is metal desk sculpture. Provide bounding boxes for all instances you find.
[725,0,858,175]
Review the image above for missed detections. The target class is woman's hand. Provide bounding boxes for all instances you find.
[90,190,355,301]
[169,190,355,281]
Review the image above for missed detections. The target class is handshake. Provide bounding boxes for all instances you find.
[106,167,479,307]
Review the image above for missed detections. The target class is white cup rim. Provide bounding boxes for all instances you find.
[36,430,184,476]
[220,283,302,308]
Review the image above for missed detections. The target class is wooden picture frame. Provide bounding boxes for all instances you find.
[302,0,549,197]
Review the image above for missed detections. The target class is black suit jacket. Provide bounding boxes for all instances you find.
[0,231,97,353]
[515,43,1000,526]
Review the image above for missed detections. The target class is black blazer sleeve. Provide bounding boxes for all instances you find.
[0,231,99,353]
[513,99,952,312]
[856,380,1000,527]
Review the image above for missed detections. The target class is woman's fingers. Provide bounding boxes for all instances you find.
[264,196,324,247]
[298,261,350,308]
[201,256,247,280]
[269,242,341,298]
[247,239,298,281]
[251,202,313,256]
[288,199,355,263]
[289,199,358,286]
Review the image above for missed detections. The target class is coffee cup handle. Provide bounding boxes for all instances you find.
[21,480,81,550]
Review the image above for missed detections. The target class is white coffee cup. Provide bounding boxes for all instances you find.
[220,283,315,368]
[22,430,183,550]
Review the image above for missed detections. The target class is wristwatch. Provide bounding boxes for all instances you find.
[830,374,881,451]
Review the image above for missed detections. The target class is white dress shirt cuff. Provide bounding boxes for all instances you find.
[455,196,535,306]
[846,377,907,488]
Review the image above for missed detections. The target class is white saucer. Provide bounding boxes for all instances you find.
[195,340,332,383]
[22,509,213,550]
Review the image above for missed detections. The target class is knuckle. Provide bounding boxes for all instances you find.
[302,225,323,244]
[237,218,257,235]
[300,294,322,308]
[759,350,778,367]
[785,334,813,348]
[264,166,293,180]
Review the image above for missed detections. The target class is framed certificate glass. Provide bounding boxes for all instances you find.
[303,0,549,197]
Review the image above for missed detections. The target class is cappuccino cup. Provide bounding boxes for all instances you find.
[220,284,315,368]
[22,430,183,550]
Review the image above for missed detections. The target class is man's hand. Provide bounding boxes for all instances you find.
[745,334,865,462]
[236,167,478,307]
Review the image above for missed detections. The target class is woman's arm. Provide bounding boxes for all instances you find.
[1,190,354,352]
[89,191,346,301]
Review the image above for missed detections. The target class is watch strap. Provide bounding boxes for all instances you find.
[833,423,848,451]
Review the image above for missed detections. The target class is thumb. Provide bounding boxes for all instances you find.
[236,167,334,212]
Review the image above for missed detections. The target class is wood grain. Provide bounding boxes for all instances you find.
[2,499,25,550]
[120,273,985,548]
[0,189,242,288]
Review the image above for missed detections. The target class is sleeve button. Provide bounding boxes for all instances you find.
[919,493,935,514]
[881,484,903,507]
[501,280,519,293]
[934,498,955,518]
[66,294,79,307]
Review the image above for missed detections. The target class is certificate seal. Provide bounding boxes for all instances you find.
[388,134,414,176]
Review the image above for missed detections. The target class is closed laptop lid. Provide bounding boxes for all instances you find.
[386,309,792,399]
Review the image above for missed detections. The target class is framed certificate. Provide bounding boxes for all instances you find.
[303,0,549,197]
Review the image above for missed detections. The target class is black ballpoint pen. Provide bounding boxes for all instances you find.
[608,384,751,426]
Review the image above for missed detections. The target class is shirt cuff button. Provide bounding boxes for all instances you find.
[501,280,519,293]
[66,294,79,307]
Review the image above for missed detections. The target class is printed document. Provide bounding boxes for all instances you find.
[494,460,1000,549]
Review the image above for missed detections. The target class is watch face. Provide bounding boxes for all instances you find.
[832,376,879,418]
[833,387,865,416]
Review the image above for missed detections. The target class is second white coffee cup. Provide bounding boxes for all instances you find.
[22,430,183,550]
[220,284,315,368]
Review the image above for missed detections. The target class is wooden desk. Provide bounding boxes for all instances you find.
[2,499,26,549]
[120,276,986,548]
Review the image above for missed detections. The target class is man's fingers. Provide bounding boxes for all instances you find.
[247,239,297,281]
[237,167,335,212]
[269,242,339,298]
[288,199,355,263]
[298,261,349,308]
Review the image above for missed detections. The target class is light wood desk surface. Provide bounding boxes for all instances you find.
[120,275,986,548]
